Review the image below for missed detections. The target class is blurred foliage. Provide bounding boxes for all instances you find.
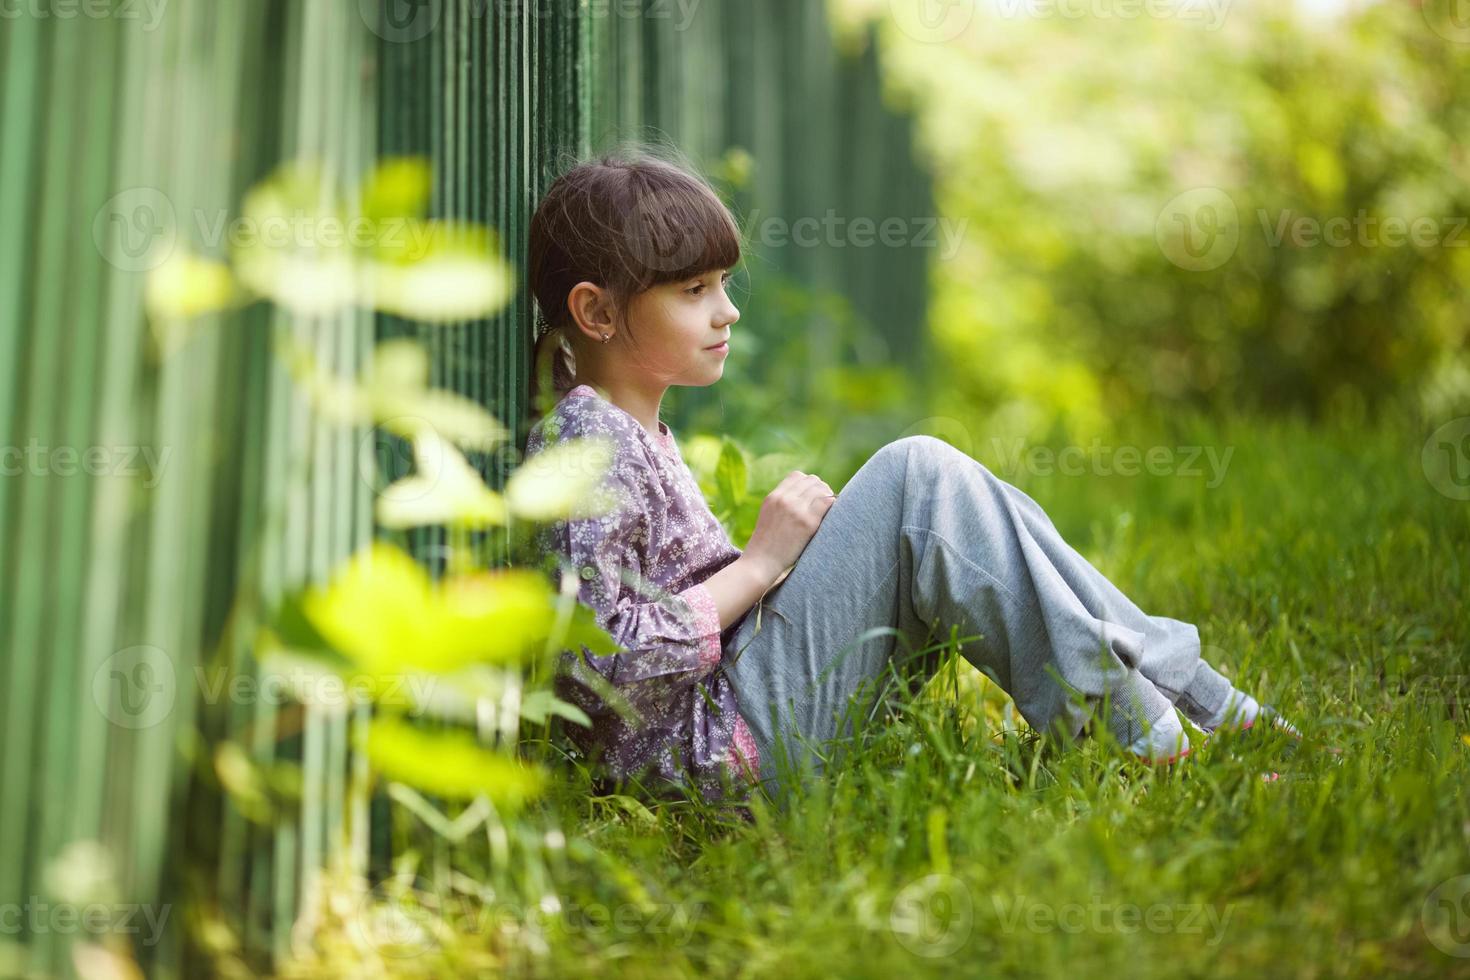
[832,0,1470,433]
[152,154,680,975]
[159,153,623,815]
[250,424,629,808]
[284,336,509,454]
[146,156,516,345]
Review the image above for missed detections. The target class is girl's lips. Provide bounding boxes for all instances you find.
[706,342,729,354]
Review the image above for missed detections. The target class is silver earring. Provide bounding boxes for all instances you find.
[600,333,611,343]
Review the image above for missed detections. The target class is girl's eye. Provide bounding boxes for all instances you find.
[688,272,733,296]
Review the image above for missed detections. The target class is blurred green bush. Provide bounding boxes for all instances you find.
[841,0,1470,431]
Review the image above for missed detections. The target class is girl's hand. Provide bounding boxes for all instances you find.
[743,471,836,580]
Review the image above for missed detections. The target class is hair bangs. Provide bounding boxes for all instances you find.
[620,177,743,291]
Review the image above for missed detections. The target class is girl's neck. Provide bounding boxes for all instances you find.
[571,374,667,439]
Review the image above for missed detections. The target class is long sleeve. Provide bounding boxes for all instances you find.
[551,451,724,710]
[525,384,757,800]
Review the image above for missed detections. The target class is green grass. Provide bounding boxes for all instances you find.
[300,408,1470,979]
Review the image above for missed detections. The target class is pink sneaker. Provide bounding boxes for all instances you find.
[1230,704,1302,739]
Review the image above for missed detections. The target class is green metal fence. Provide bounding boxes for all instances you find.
[0,2,932,975]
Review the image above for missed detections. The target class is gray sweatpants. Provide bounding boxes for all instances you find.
[719,435,1236,801]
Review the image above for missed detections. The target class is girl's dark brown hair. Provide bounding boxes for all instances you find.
[525,147,743,431]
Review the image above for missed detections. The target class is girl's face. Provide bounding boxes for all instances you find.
[619,268,740,386]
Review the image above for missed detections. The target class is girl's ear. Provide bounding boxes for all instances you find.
[566,281,616,341]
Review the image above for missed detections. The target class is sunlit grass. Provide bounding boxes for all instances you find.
[526,405,1470,979]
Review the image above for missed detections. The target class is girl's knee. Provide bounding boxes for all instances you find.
[875,434,948,467]
[856,435,988,502]
[881,435,982,478]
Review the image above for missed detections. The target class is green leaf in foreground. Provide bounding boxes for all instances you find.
[301,542,559,675]
[504,436,619,522]
[364,717,545,809]
[715,437,749,507]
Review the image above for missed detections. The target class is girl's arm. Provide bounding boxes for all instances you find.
[551,461,737,712]
[700,553,789,632]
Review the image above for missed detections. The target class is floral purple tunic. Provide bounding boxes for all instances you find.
[523,384,761,803]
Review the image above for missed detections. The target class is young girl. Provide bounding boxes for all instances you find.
[521,151,1297,807]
